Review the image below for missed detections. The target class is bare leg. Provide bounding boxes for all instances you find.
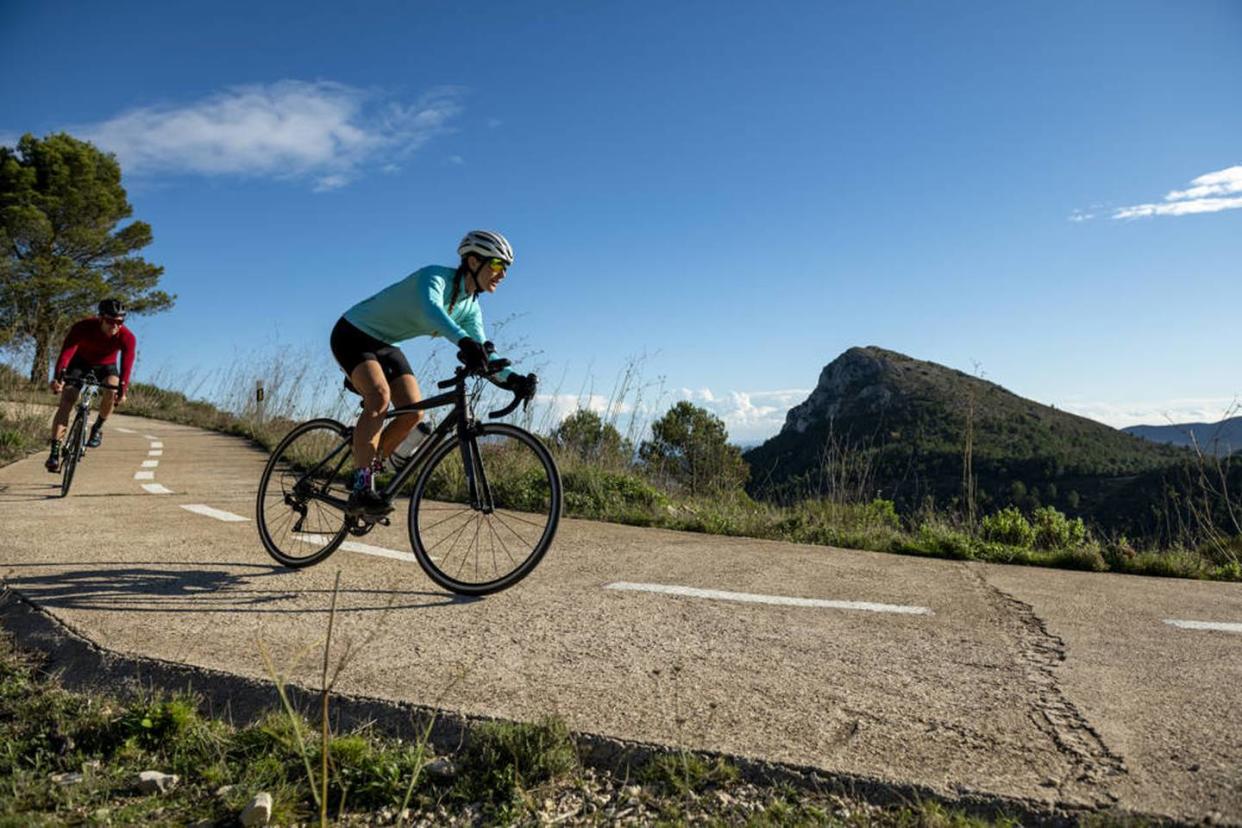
[97,376,120,420]
[50,387,79,443]
[348,361,390,469]
[379,374,423,460]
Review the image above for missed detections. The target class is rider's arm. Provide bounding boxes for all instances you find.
[53,321,86,380]
[417,274,474,344]
[117,328,137,394]
[459,303,514,383]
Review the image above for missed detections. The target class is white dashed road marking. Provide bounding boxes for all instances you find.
[141,460,159,468]
[134,471,154,480]
[143,434,160,440]
[148,450,163,457]
[141,483,173,495]
[605,582,934,616]
[293,533,420,563]
[114,427,136,434]
[181,504,248,522]
[1165,619,1242,634]
[149,441,164,449]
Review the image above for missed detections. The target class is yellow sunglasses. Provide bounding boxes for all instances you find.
[487,258,509,273]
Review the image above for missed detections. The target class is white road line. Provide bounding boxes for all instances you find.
[149,441,164,449]
[143,434,160,440]
[141,483,173,495]
[148,450,163,457]
[293,533,420,563]
[115,427,137,434]
[134,471,154,480]
[605,582,934,616]
[1165,619,1242,634]
[181,504,248,522]
[141,459,159,468]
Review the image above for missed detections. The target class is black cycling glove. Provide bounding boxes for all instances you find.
[457,338,490,372]
[503,372,539,400]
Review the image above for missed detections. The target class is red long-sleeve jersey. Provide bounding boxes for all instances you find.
[54,318,137,390]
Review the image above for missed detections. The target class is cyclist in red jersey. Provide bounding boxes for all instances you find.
[45,299,136,472]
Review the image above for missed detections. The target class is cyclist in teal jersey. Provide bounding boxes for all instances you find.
[330,230,538,515]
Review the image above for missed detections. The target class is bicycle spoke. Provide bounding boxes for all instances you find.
[420,505,475,533]
[485,517,520,568]
[257,420,352,567]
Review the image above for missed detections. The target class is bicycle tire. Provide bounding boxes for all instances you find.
[59,410,85,498]
[407,422,561,595]
[256,418,354,568]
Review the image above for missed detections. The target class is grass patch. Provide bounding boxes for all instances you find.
[0,628,1118,826]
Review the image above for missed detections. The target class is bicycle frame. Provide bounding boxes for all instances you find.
[293,369,514,515]
[66,380,103,451]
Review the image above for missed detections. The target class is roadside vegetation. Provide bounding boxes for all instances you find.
[0,626,1036,826]
[2,357,1238,582]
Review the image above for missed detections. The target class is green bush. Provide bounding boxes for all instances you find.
[562,468,668,518]
[900,522,976,560]
[980,507,1034,548]
[456,717,578,807]
[640,751,740,797]
[1031,506,1086,550]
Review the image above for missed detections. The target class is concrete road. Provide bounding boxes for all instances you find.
[0,413,1239,823]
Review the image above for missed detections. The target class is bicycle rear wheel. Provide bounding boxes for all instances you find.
[256,418,354,567]
[408,422,561,595]
[59,411,85,498]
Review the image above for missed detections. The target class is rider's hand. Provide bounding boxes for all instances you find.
[50,379,63,395]
[456,338,490,372]
[503,372,539,401]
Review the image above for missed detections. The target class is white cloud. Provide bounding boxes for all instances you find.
[675,387,810,443]
[1057,396,1241,429]
[74,80,463,190]
[1108,164,1242,220]
[537,386,810,446]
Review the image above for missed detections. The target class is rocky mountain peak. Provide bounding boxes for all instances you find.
[780,346,902,435]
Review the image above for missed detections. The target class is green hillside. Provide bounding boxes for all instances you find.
[744,347,1193,525]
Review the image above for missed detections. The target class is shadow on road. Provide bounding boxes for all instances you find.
[1,563,474,614]
[0,481,62,502]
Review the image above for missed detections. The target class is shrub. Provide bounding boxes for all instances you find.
[900,522,976,560]
[640,751,739,797]
[562,468,667,518]
[457,717,578,807]
[1030,506,1086,550]
[980,507,1034,548]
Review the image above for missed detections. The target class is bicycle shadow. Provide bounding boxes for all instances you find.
[0,481,63,503]
[1,563,477,614]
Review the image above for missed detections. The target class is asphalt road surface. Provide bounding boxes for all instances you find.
[1,413,1239,823]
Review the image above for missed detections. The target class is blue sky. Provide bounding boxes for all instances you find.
[3,0,1240,442]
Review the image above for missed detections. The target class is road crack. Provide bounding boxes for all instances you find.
[963,565,1127,800]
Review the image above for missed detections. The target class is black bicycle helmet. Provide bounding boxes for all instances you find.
[98,298,126,318]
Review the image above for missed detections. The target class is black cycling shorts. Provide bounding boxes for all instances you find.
[330,317,413,381]
[62,357,119,388]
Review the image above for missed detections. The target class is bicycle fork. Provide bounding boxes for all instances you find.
[458,432,496,513]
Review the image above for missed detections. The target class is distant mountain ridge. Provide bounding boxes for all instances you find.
[1123,416,1242,457]
[744,347,1192,524]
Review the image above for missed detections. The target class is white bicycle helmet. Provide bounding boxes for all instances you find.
[457,229,514,265]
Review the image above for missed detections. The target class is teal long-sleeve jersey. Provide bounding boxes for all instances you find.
[342,265,512,380]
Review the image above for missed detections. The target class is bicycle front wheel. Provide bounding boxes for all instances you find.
[408,423,561,595]
[60,411,85,498]
[256,418,354,567]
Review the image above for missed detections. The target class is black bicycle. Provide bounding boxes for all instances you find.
[255,363,562,595]
[58,375,108,498]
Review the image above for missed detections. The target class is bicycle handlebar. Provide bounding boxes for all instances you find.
[436,359,512,390]
[430,360,529,419]
[54,376,113,390]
